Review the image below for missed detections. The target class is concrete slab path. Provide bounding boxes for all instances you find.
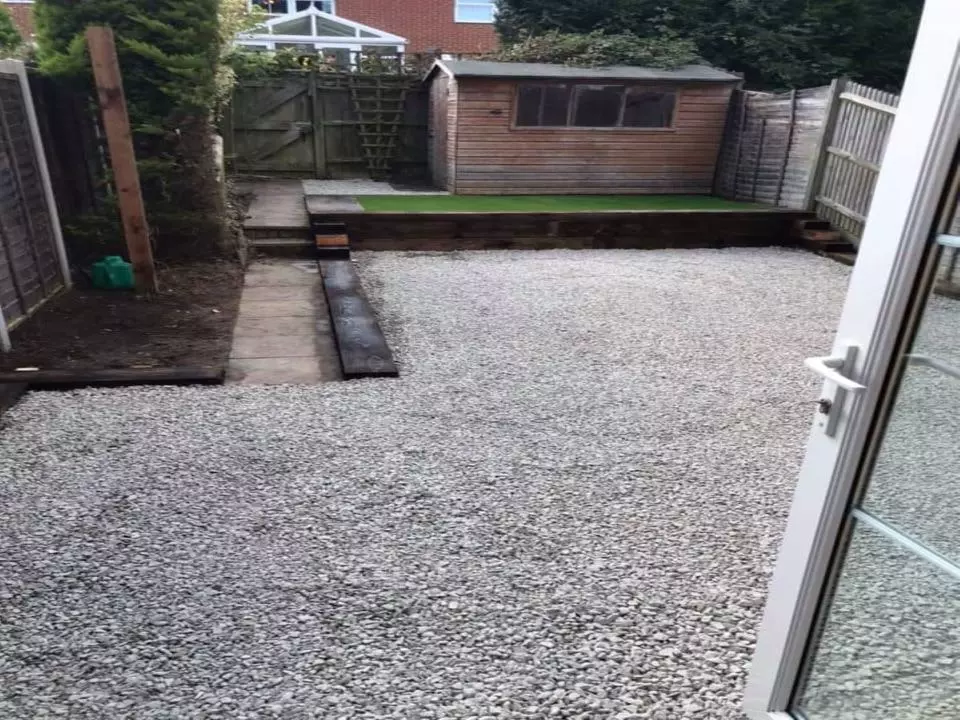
[227,260,341,384]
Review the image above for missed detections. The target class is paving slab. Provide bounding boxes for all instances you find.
[243,261,318,287]
[302,178,448,196]
[242,179,308,230]
[230,334,317,360]
[232,315,315,337]
[235,299,315,318]
[305,195,364,214]
[226,357,323,384]
[239,285,314,303]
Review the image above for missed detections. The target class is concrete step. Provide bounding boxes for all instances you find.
[249,236,314,258]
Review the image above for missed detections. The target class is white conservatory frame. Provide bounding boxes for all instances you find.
[236,6,407,54]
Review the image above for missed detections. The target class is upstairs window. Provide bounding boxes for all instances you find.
[455,0,495,23]
[253,0,334,14]
[252,0,288,14]
[515,83,677,129]
[295,0,334,12]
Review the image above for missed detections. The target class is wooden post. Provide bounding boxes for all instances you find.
[310,69,327,178]
[732,93,748,200]
[85,26,157,293]
[803,77,847,211]
[774,88,798,207]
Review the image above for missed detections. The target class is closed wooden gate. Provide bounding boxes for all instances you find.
[0,61,69,350]
[228,76,321,176]
[225,71,429,181]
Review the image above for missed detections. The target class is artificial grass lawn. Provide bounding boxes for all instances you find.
[357,194,764,213]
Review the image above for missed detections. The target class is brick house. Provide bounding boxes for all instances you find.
[239,0,497,55]
[2,0,33,39]
[1,0,498,54]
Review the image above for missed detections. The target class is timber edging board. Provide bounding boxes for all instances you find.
[310,210,814,252]
[0,382,27,417]
[0,367,226,390]
[320,261,398,380]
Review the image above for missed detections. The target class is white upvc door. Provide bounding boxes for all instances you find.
[744,1,960,717]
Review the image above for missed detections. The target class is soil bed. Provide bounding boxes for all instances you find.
[0,261,242,371]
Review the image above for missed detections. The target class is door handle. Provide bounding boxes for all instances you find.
[804,344,864,437]
[803,355,866,392]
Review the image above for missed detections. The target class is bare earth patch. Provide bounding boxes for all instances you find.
[0,261,243,371]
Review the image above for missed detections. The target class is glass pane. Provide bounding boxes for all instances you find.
[541,85,570,126]
[572,86,623,127]
[273,16,313,35]
[623,90,675,128]
[456,3,495,22]
[795,519,960,719]
[515,86,542,126]
[315,17,355,37]
[860,292,960,564]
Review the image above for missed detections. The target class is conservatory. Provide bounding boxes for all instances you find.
[235,4,406,57]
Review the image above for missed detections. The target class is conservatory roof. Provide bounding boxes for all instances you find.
[237,7,406,44]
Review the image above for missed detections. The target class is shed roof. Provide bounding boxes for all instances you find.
[426,59,741,83]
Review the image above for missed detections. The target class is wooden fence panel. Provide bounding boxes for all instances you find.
[27,73,104,221]
[227,71,428,182]
[812,80,899,243]
[714,86,830,208]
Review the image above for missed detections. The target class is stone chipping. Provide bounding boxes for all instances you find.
[0,249,851,719]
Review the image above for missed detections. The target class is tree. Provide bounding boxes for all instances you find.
[34,0,228,258]
[494,30,698,69]
[0,5,23,56]
[495,0,923,91]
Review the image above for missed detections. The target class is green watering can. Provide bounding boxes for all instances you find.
[91,256,134,290]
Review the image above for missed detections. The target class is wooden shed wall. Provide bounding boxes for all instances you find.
[448,78,736,195]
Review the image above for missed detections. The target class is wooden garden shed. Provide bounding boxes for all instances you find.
[425,59,742,195]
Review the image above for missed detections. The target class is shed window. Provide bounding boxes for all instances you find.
[516,84,573,126]
[623,89,676,128]
[515,83,677,129]
[573,85,623,127]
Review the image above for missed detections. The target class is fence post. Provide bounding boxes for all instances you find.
[774,88,798,207]
[86,25,158,293]
[803,77,847,211]
[732,93,748,199]
[751,118,767,201]
[310,69,327,178]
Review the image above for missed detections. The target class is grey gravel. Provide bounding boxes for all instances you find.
[0,249,849,719]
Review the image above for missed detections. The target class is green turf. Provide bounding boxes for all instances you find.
[357,194,764,213]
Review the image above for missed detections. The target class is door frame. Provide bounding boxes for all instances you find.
[743,1,960,717]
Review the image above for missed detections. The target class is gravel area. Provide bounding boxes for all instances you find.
[0,249,849,719]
